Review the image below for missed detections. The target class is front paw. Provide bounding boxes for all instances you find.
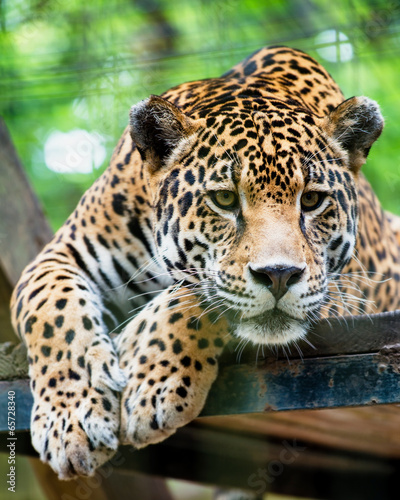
[119,365,214,448]
[115,285,229,449]
[31,386,119,479]
[30,340,126,479]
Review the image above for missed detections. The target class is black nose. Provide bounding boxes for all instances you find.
[249,265,305,301]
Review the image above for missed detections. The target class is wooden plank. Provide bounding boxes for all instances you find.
[201,406,400,459]
[225,309,400,363]
[2,345,400,428]
[2,303,400,420]
[306,310,400,356]
[0,118,53,341]
[1,309,400,428]
[0,118,53,286]
[3,377,399,459]
[2,342,400,463]
[203,351,400,416]
[0,269,14,342]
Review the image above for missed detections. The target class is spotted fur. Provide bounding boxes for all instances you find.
[10,46,400,478]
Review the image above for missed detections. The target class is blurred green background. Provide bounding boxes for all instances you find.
[1,0,400,233]
[1,0,400,499]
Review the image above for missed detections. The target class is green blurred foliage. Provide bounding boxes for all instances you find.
[0,0,400,232]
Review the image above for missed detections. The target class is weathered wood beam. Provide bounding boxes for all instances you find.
[1,345,400,433]
[0,118,52,285]
[0,118,52,341]
[1,307,400,426]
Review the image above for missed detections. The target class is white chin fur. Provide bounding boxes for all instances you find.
[234,318,308,346]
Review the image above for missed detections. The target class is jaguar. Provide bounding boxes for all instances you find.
[11,45,400,479]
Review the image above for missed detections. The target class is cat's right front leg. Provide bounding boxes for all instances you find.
[12,270,126,479]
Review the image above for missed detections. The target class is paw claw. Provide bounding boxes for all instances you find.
[86,343,127,392]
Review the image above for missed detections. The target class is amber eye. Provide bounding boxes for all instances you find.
[301,191,325,211]
[211,190,238,210]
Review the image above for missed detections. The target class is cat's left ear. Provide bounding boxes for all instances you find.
[321,96,384,172]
